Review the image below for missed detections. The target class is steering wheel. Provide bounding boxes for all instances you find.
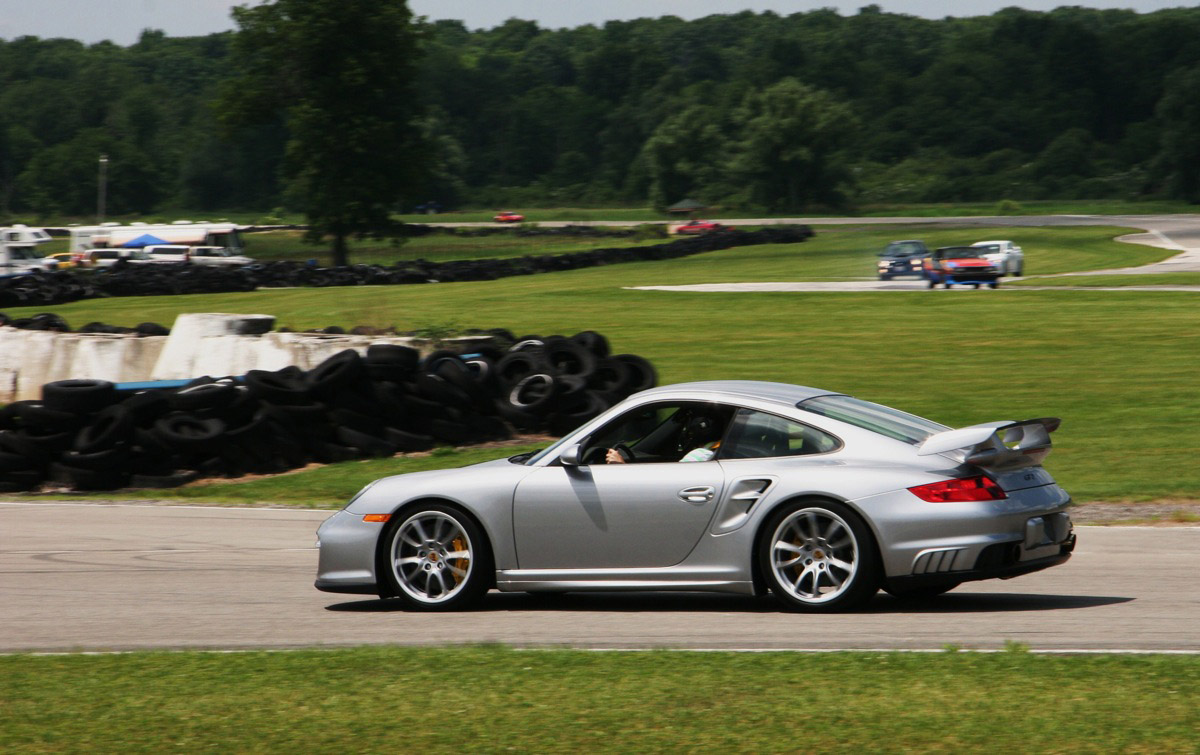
[611,443,634,463]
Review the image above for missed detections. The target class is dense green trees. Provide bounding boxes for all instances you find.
[2,5,1200,220]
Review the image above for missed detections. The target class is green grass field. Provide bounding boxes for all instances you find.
[1013,272,1200,287]
[1,647,1196,751]
[3,224,1198,501]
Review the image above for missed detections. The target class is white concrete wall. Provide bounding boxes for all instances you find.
[0,313,494,403]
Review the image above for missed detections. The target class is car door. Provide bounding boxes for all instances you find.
[511,401,732,569]
[512,461,725,569]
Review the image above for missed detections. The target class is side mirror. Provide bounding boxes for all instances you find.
[559,444,584,466]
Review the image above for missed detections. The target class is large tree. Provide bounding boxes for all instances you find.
[729,78,858,211]
[221,0,427,265]
[1154,64,1200,202]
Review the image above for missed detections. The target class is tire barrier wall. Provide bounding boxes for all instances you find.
[0,313,497,403]
[0,329,656,492]
[0,225,813,307]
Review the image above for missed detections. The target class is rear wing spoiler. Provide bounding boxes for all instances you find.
[917,417,1061,467]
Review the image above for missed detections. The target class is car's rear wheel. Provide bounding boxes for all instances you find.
[382,503,492,610]
[758,500,878,612]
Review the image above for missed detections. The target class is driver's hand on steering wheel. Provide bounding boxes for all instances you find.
[605,448,627,464]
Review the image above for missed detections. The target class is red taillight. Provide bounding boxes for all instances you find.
[908,475,1006,502]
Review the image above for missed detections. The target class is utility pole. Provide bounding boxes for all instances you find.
[97,154,108,223]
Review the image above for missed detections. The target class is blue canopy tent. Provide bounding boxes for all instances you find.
[120,233,169,248]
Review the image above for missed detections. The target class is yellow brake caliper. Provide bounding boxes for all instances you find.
[451,537,468,585]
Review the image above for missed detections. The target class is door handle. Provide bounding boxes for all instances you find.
[678,486,715,504]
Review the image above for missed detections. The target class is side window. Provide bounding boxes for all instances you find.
[720,409,839,460]
[583,401,735,464]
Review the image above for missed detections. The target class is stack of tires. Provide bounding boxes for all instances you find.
[491,332,656,435]
[0,311,170,335]
[0,330,656,492]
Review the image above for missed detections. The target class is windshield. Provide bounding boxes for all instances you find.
[797,395,947,445]
[884,242,924,256]
[936,248,983,260]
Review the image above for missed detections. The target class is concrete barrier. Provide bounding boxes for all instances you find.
[0,313,495,403]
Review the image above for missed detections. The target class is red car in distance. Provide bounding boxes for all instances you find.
[493,211,525,223]
[675,219,733,235]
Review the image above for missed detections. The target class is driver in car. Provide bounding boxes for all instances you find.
[606,415,722,464]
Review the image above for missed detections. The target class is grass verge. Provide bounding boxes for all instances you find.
[1011,273,1200,287]
[1,647,1197,751]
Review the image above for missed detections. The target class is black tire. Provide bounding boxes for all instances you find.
[756,499,879,612]
[883,581,961,599]
[386,428,435,453]
[169,382,239,412]
[570,330,610,357]
[1015,263,1024,277]
[330,407,387,436]
[508,373,560,411]
[335,426,395,457]
[42,379,117,414]
[122,390,171,425]
[367,343,420,372]
[306,349,368,398]
[0,451,37,473]
[245,369,311,405]
[379,502,493,610]
[61,446,130,472]
[612,354,657,393]
[495,350,551,388]
[543,337,597,379]
[926,279,936,289]
[8,401,83,434]
[74,405,135,452]
[152,415,226,453]
[988,282,999,289]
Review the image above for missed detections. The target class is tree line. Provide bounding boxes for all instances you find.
[2,3,1200,221]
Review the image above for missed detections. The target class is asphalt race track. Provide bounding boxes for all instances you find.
[2,502,1197,653]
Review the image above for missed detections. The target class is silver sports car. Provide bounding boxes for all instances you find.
[315,381,1075,612]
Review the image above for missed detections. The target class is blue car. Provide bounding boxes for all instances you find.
[876,240,929,280]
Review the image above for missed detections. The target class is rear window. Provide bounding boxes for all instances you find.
[796,395,947,445]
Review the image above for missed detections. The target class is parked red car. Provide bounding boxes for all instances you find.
[493,211,525,223]
[675,219,732,235]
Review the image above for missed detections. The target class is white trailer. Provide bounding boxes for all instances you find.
[68,221,245,254]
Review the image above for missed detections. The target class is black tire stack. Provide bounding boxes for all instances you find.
[0,330,656,492]
[491,332,656,435]
[0,311,170,336]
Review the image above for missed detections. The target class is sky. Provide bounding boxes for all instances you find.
[0,0,1192,46]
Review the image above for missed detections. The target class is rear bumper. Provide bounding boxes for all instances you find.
[887,533,1076,591]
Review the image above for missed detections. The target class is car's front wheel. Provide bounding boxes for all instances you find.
[757,500,878,612]
[382,503,493,610]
